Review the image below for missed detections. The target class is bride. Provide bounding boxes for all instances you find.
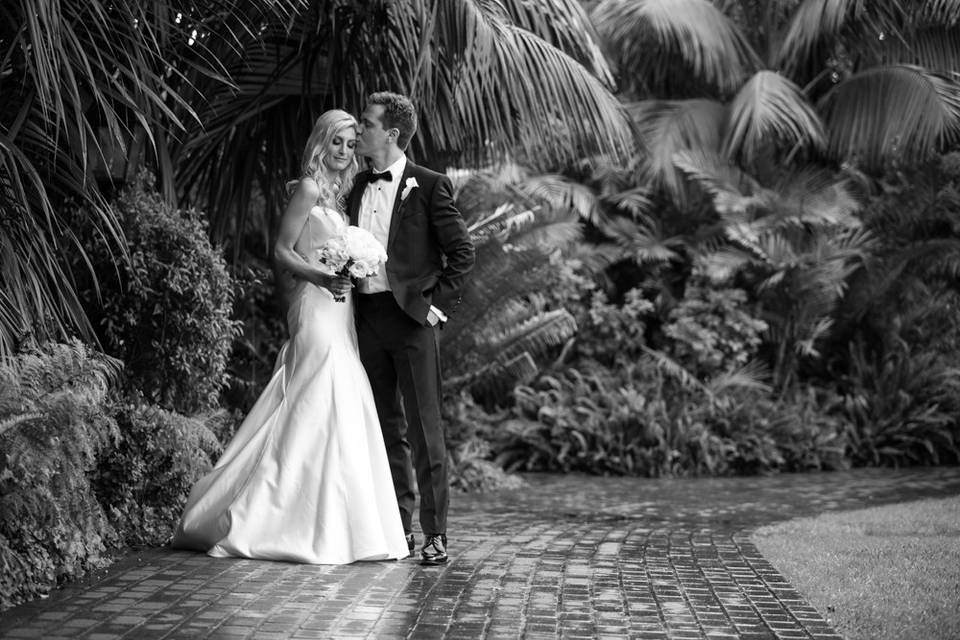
[171,110,409,564]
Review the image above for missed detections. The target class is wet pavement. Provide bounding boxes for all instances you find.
[1,466,959,639]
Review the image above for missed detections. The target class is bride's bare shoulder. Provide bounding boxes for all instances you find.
[292,176,321,198]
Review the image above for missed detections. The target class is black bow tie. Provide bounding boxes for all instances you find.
[369,170,392,183]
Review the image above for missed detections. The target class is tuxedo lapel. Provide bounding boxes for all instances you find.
[348,171,371,226]
[387,162,416,251]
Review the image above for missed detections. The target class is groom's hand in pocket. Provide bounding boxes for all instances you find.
[426,305,447,328]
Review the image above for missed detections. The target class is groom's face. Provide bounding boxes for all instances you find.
[356,104,392,158]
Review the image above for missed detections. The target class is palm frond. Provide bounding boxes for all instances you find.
[706,359,772,395]
[641,345,711,396]
[178,0,636,249]
[2,0,300,354]
[777,0,864,68]
[603,216,684,265]
[591,0,760,95]
[440,242,556,367]
[628,99,727,197]
[696,247,757,283]
[819,65,960,169]
[776,0,901,73]
[445,307,578,405]
[724,70,825,163]
[604,187,656,221]
[672,148,765,210]
[440,13,635,165]
[503,219,583,252]
[521,174,605,225]
[769,167,862,228]
[878,26,960,73]
[922,0,960,24]
[497,0,614,85]
[902,237,960,281]
[481,308,579,365]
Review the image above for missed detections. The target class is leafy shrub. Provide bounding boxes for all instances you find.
[443,391,525,492]
[77,172,239,413]
[574,288,654,366]
[662,285,768,379]
[0,341,120,610]
[491,360,851,478]
[222,262,286,415]
[702,386,850,474]
[493,362,722,476]
[839,343,960,467]
[94,397,223,546]
[533,255,601,322]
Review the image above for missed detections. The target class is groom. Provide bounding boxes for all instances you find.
[348,91,475,565]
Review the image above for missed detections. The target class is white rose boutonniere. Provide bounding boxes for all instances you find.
[400,177,419,202]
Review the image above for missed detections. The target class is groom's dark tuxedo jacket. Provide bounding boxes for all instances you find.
[347,160,475,325]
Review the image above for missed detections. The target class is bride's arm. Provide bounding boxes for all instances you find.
[274,178,347,294]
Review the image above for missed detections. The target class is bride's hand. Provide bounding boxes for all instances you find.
[310,272,352,298]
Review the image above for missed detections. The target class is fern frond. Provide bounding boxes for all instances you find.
[466,352,539,404]
[487,309,578,362]
[603,216,684,265]
[0,413,44,438]
[641,345,711,396]
[520,174,604,224]
[706,359,772,395]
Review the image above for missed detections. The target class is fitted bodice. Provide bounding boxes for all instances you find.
[294,205,346,256]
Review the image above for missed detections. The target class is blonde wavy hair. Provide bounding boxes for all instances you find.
[288,109,359,209]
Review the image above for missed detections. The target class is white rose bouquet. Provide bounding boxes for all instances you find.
[315,226,387,302]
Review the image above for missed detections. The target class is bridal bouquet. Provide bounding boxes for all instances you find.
[316,226,387,301]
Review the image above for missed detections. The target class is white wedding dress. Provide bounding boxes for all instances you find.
[171,205,408,564]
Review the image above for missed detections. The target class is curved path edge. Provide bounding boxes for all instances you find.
[2,467,959,639]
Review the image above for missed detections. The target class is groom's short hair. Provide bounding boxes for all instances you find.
[368,91,417,150]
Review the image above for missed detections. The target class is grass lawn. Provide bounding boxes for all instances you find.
[752,494,960,640]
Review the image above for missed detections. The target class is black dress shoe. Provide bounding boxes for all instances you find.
[406,533,416,553]
[420,534,448,565]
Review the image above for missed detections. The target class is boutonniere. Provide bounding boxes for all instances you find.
[400,177,419,202]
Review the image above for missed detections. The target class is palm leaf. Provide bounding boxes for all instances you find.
[2,0,301,356]
[177,0,635,251]
[776,0,901,73]
[602,216,684,265]
[521,174,606,226]
[628,99,727,197]
[469,308,579,374]
[878,26,960,73]
[922,0,960,24]
[697,247,756,283]
[769,168,861,227]
[641,345,711,395]
[724,70,826,163]
[438,9,635,165]
[672,148,766,209]
[706,359,772,395]
[591,0,760,95]
[819,65,960,169]
[497,0,614,85]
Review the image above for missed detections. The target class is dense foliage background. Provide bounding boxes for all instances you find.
[4,0,960,611]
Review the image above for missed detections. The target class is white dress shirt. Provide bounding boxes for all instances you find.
[358,155,406,293]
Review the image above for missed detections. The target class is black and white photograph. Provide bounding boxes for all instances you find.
[2,1,960,639]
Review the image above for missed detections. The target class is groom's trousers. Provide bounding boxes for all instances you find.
[355,292,448,536]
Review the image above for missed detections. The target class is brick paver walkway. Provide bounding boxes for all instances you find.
[2,467,959,639]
